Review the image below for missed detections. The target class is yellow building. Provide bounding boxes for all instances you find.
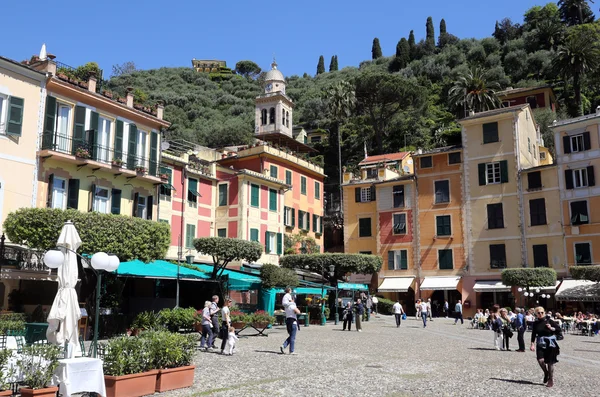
[30,56,170,220]
[553,111,600,268]
[413,146,466,305]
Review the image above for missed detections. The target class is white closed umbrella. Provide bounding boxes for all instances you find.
[46,221,82,357]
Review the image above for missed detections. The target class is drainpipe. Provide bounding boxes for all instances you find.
[514,114,528,266]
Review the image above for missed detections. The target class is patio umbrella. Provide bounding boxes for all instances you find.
[46,221,82,357]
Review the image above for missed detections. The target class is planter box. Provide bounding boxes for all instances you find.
[155,366,195,392]
[0,390,13,396]
[231,321,246,330]
[251,322,270,329]
[20,387,58,397]
[105,370,159,397]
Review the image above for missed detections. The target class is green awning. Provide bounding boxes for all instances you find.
[188,189,201,197]
[338,282,369,291]
[161,183,176,191]
[194,264,262,290]
[115,259,210,281]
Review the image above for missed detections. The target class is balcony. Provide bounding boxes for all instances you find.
[40,131,159,179]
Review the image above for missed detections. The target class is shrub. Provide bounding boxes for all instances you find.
[248,310,275,325]
[102,336,152,376]
[157,307,196,332]
[130,311,160,331]
[501,268,557,288]
[139,330,196,369]
[17,344,61,389]
[375,298,395,315]
[0,312,26,335]
[230,311,250,323]
[570,265,600,282]
[0,349,13,391]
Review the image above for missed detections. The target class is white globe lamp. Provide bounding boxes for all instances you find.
[535,288,541,293]
[44,250,64,269]
[91,252,109,271]
[107,254,120,272]
[518,287,523,292]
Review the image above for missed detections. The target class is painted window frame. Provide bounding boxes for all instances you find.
[136,194,147,219]
[93,185,110,214]
[486,162,501,184]
[360,187,372,202]
[572,168,589,188]
[0,93,8,135]
[51,177,68,210]
[392,212,407,235]
[218,183,228,206]
[570,134,585,153]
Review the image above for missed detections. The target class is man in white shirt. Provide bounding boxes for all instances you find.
[282,287,292,308]
[419,299,428,327]
[426,298,433,321]
[372,296,379,314]
[280,298,301,355]
[392,301,404,328]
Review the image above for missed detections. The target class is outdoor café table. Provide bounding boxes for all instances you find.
[51,357,106,397]
[6,335,24,350]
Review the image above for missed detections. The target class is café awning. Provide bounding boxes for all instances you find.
[115,259,210,281]
[420,276,461,291]
[378,277,415,293]
[473,280,510,292]
[337,282,369,291]
[555,279,600,302]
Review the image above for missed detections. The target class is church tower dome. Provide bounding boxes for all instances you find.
[264,61,286,94]
[255,60,293,138]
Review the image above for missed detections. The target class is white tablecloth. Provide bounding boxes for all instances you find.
[51,357,106,397]
[6,336,25,350]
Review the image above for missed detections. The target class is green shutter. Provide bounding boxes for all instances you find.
[127,124,137,169]
[400,250,408,270]
[371,185,376,201]
[89,184,96,212]
[265,231,271,253]
[114,120,124,161]
[6,96,24,136]
[250,228,259,242]
[388,251,395,270]
[219,184,227,206]
[307,212,311,231]
[67,179,80,210]
[291,208,296,227]
[186,224,196,248]
[315,182,320,199]
[89,111,99,160]
[251,184,259,207]
[111,188,121,214]
[149,130,158,176]
[478,163,486,186]
[188,178,198,202]
[277,233,283,255]
[270,165,277,179]
[42,96,56,149]
[319,215,323,233]
[269,189,277,211]
[286,170,292,185]
[301,177,306,195]
[72,106,86,155]
[500,160,508,183]
[313,214,318,232]
[355,187,361,202]
[46,174,54,208]
[298,210,304,229]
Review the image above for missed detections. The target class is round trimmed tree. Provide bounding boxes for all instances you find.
[570,265,600,282]
[501,268,557,290]
[193,237,262,279]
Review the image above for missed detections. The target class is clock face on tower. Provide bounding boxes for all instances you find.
[265,83,273,92]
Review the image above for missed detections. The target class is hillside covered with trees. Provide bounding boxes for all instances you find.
[104,1,600,197]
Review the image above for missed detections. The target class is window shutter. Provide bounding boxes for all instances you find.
[67,179,80,209]
[400,250,408,270]
[150,130,159,176]
[563,135,571,154]
[371,185,376,201]
[313,214,318,232]
[90,111,99,160]
[72,106,86,155]
[188,179,198,202]
[250,228,259,242]
[147,196,153,220]
[89,184,96,212]
[46,174,54,208]
[355,187,361,202]
[587,166,595,187]
[320,216,323,234]
[114,120,124,160]
[291,208,296,227]
[298,210,304,229]
[307,212,311,231]
[387,251,395,270]
[500,160,508,183]
[265,231,271,253]
[111,189,121,214]
[277,233,283,255]
[42,96,57,149]
[132,192,139,217]
[127,124,138,169]
[478,163,486,186]
[565,170,574,190]
[6,96,24,136]
[583,131,591,151]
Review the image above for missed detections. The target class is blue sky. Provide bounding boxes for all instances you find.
[2,1,592,78]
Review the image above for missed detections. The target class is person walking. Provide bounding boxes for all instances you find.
[454,300,463,325]
[199,301,214,351]
[531,306,562,388]
[354,299,364,332]
[426,298,433,321]
[444,300,449,318]
[500,308,513,351]
[415,300,421,320]
[209,295,220,348]
[219,298,232,354]
[392,300,404,328]
[366,296,373,318]
[419,299,428,328]
[280,298,301,355]
[491,313,503,350]
[372,296,378,314]
[514,308,526,352]
[282,287,292,308]
[342,302,353,331]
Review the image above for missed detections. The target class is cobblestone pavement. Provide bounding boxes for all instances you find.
[162,315,599,397]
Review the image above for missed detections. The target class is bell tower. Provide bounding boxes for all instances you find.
[255,61,293,138]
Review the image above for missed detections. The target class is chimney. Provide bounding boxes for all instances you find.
[157,103,164,120]
[88,76,97,93]
[126,87,134,108]
[30,58,56,76]
[468,110,475,117]
[596,106,600,115]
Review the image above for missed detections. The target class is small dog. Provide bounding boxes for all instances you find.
[225,326,239,355]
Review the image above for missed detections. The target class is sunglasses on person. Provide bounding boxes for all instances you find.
[536,311,545,315]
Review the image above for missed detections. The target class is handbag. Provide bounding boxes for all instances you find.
[402,313,407,320]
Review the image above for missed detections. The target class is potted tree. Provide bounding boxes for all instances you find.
[249,310,275,329]
[17,344,61,397]
[0,349,14,396]
[128,311,159,336]
[103,336,157,397]
[141,331,196,392]
[229,310,249,331]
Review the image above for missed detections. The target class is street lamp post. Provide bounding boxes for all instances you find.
[319,264,336,326]
[518,287,551,307]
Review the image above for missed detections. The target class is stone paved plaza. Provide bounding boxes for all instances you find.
[163,315,599,397]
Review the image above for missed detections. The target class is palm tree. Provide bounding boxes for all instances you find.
[554,29,600,116]
[558,0,595,25]
[326,81,356,213]
[448,67,501,115]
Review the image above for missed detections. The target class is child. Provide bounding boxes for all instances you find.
[224,326,239,355]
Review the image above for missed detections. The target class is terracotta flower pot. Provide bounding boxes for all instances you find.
[252,321,269,329]
[231,321,246,330]
[19,387,59,397]
[193,323,202,332]
[155,365,195,392]
[0,390,13,396]
[105,370,159,397]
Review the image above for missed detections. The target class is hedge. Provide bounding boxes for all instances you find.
[3,208,170,262]
[570,265,600,282]
[501,268,557,288]
[375,297,395,315]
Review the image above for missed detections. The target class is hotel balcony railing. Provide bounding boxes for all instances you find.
[40,131,158,177]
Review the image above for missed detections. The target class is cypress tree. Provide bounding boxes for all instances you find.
[334,55,339,71]
[316,55,325,75]
[440,18,447,35]
[372,38,383,59]
[438,18,448,48]
[389,38,410,72]
[329,55,339,72]
[425,16,435,53]
[408,30,416,60]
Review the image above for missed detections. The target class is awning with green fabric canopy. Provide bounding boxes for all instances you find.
[114,259,210,281]
[338,282,369,291]
[193,264,262,290]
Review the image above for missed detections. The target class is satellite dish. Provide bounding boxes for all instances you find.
[407,159,413,164]
[403,166,410,173]
[161,141,170,151]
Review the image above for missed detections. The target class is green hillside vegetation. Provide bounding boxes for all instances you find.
[104,1,600,193]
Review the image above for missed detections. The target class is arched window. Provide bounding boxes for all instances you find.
[269,108,275,124]
[261,109,267,125]
[286,111,290,128]
[282,109,286,126]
